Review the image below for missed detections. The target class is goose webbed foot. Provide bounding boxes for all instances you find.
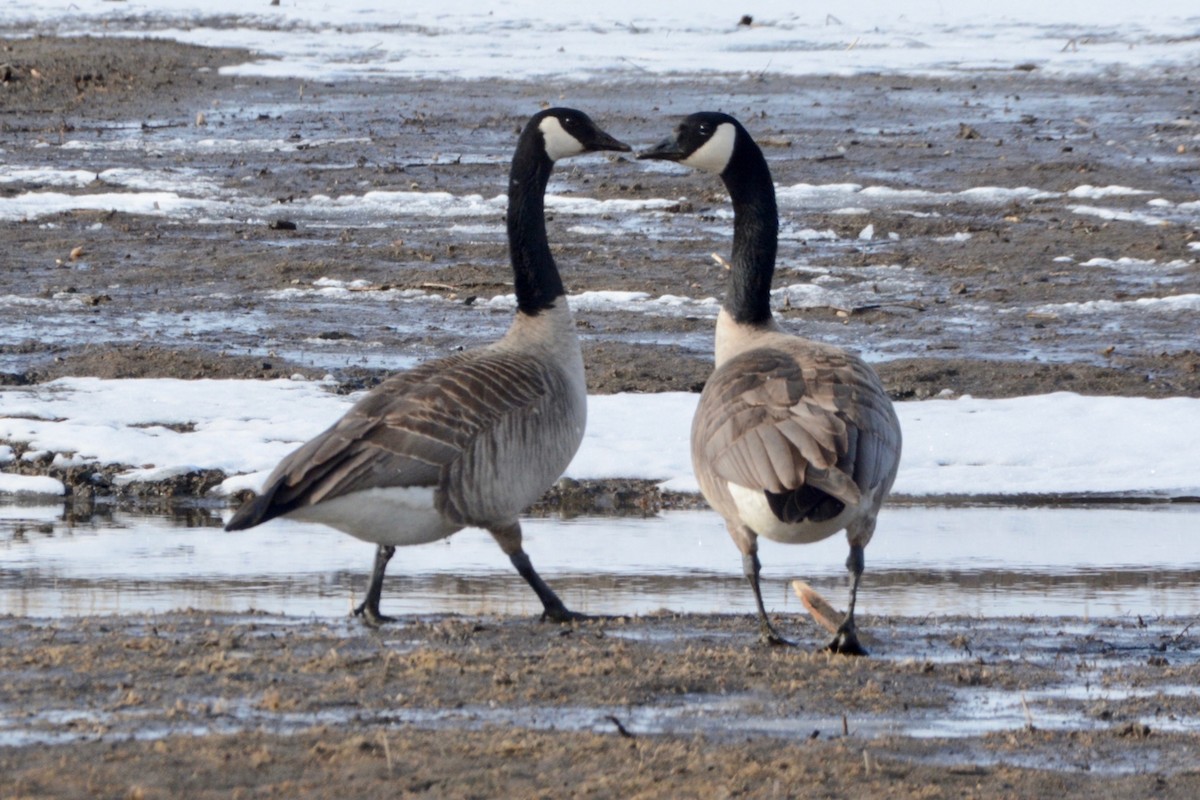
[759,618,796,648]
[353,601,397,627]
[540,604,589,624]
[826,623,869,657]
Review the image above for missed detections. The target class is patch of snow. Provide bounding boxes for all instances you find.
[0,473,65,496]
[2,379,1199,500]
[1065,185,1153,199]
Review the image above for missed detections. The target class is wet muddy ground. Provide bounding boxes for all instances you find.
[2,612,1199,798]
[2,35,1200,796]
[2,37,1199,399]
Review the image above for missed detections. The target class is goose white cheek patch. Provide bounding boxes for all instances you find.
[682,122,736,174]
[539,116,586,161]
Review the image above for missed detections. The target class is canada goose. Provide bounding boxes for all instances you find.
[227,108,630,624]
[639,112,901,654]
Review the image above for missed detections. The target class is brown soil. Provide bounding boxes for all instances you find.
[2,612,1198,798]
[2,38,1198,402]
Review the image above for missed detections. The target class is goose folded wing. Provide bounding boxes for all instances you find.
[251,351,556,517]
[840,358,903,497]
[696,348,897,505]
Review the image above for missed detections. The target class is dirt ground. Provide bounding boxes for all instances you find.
[2,35,1200,797]
[2,612,1199,798]
[2,37,1199,400]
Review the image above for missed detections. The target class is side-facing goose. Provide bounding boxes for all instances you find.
[227,109,630,624]
[639,112,901,654]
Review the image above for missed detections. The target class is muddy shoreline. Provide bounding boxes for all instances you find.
[2,611,1199,798]
[2,37,1199,403]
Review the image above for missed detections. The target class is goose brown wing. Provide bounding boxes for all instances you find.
[693,346,899,507]
[226,350,556,529]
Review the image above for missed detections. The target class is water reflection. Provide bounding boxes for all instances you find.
[2,502,1198,619]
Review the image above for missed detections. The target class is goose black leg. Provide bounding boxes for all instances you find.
[827,544,869,656]
[489,523,585,623]
[354,544,396,626]
[743,550,793,646]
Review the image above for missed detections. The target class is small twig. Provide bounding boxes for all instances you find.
[842,713,850,737]
[710,253,732,271]
[616,56,650,74]
[1020,693,1035,731]
[1170,619,1196,644]
[379,650,394,687]
[379,731,394,774]
[607,715,635,738]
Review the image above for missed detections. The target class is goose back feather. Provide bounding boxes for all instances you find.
[693,333,899,545]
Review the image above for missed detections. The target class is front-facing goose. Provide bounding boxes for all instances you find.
[227,108,630,624]
[640,112,901,654]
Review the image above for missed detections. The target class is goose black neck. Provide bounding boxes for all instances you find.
[507,133,564,316]
[721,133,778,326]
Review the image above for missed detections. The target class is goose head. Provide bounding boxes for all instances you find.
[531,108,631,162]
[637,111,742,175]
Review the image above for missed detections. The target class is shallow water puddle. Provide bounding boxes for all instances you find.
[2,503,1198,619]
[917,683,1200,740]
[0,692,901,750]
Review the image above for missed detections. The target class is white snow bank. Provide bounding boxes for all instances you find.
[3,378,1200,500]
[0,473,65,496]
[5,0,1197,82]
[1035,294,1200,315]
